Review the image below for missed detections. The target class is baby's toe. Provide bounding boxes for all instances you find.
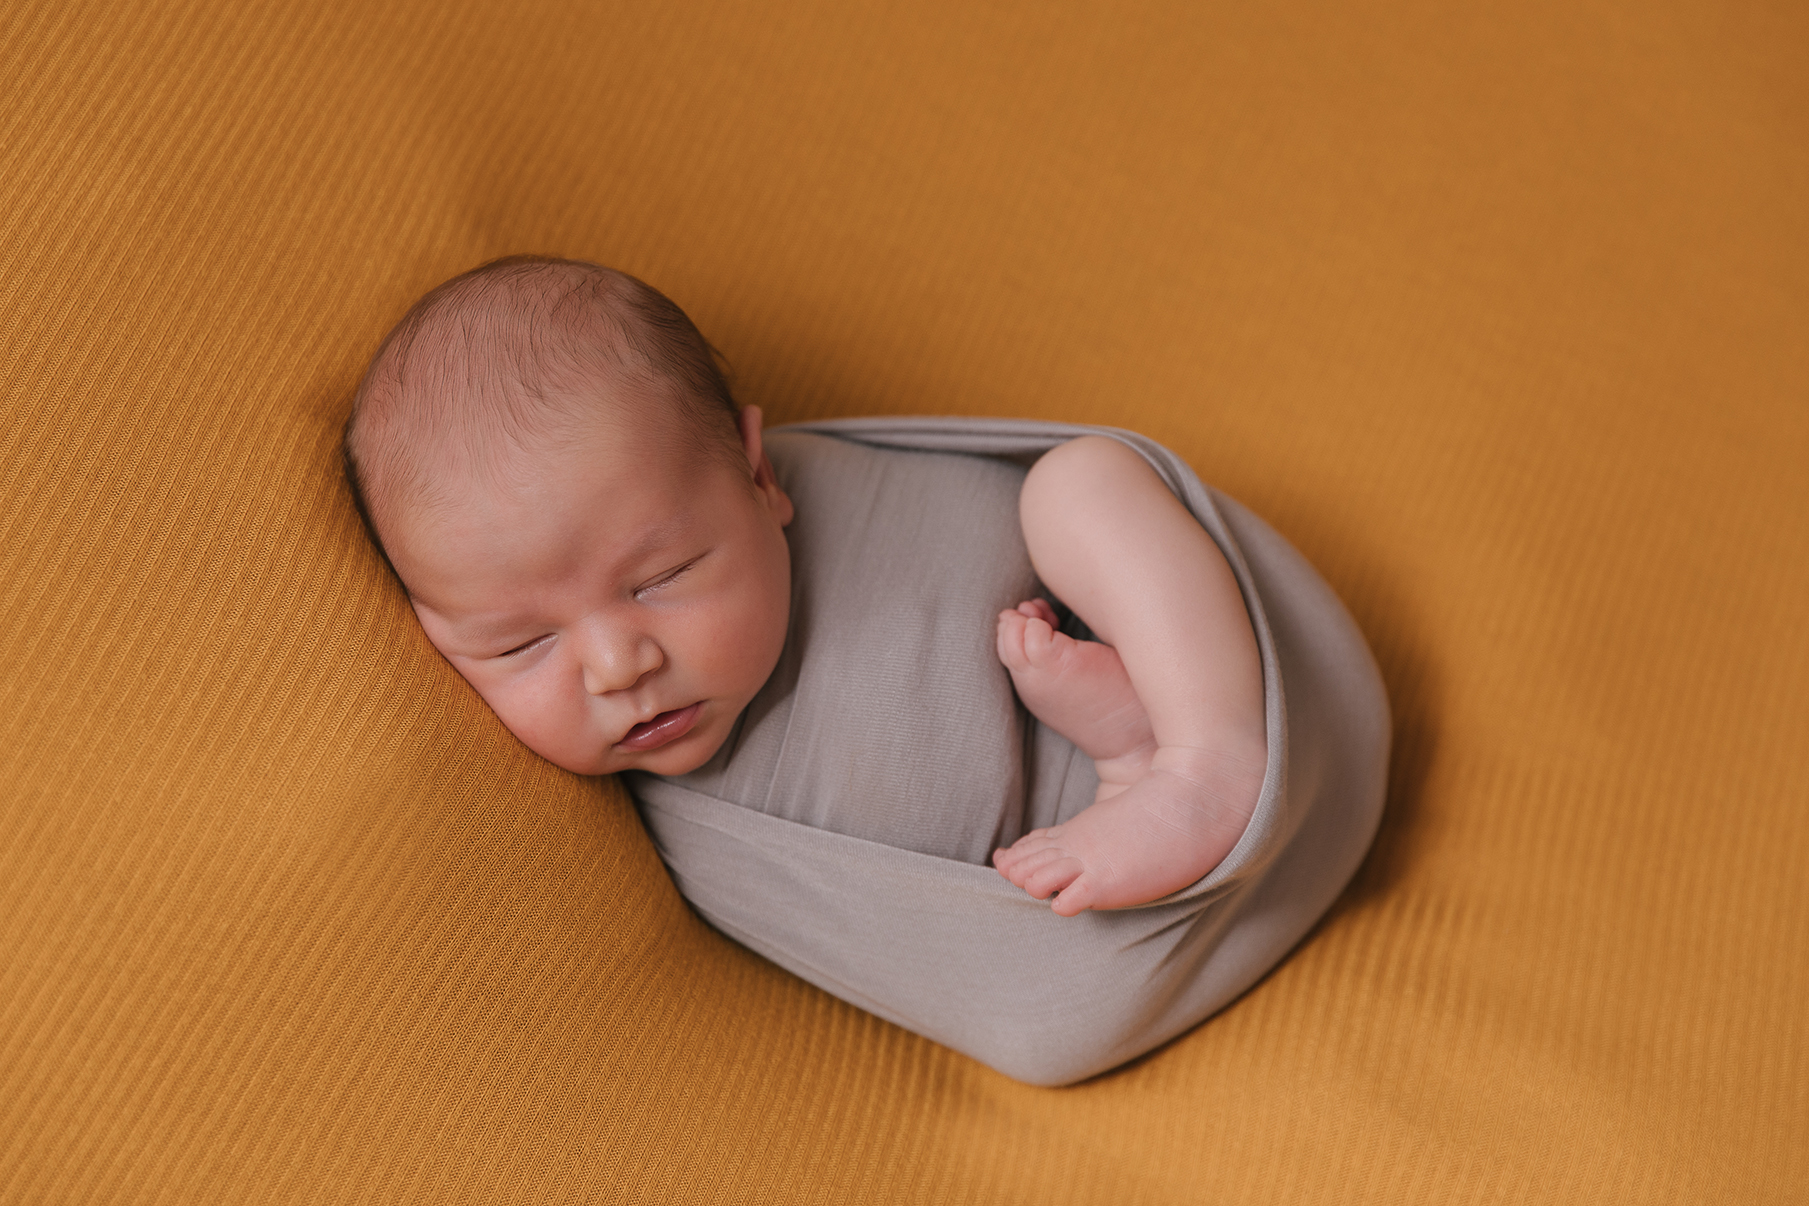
[996,843,1068,888]
[1022,854,1084,902]
[1017,598,1060,628]
[995,610,1030,671]
[1019,616,1066,666]
[1049,875,1098,917]
[998,825,1058,855]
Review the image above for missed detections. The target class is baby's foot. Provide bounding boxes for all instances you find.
[996,599,1155,770]
[992,749,1264,916]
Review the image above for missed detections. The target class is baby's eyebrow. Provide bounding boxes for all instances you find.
[454,614,542,643]
[604,514,694,578]
[419,604,542,650]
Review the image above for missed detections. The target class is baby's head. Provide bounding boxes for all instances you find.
[345,256,794,776]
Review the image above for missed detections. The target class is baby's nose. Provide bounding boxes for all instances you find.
[580,631,664,696]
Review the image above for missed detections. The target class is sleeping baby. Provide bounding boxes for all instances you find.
[345,256,1390,1084]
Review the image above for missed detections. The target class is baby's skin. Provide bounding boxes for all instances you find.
[991,435,1266,916]
[347,258,1265,917]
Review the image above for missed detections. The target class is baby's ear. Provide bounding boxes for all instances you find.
[736,406,794,526]
[735,403,767,466]
[764,463,795,527]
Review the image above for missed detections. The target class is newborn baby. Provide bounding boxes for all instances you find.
[344,256,1267,916]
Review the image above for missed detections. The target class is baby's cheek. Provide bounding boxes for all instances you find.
[482,669,599,773]
[701,601,785,698]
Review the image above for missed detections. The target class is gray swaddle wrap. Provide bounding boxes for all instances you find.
[627,417,1389,1086]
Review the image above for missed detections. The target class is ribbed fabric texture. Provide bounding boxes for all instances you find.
[1,0,1803,1201]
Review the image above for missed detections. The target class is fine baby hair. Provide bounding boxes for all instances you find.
[343,255,744,556]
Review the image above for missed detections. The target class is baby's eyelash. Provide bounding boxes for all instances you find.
[497,635,551,658]
[636,560,697,596]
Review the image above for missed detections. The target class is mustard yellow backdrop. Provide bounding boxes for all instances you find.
[2,0,1804,1201]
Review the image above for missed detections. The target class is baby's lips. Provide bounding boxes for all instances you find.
[616,702,703,751]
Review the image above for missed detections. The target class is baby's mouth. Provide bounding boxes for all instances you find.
[616,702,703,752]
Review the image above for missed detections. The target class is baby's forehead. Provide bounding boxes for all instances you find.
[410,405,717,526]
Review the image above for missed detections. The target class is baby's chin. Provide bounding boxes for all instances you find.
[612,735,723,776]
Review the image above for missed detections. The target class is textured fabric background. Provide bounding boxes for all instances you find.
[2,0,1804,1201]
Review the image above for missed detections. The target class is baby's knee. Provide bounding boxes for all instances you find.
[1021,435,1148,510]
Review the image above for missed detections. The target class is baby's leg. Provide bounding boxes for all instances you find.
[993,436,1267,916]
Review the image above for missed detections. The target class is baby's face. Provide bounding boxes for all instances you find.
[388,407,794,776]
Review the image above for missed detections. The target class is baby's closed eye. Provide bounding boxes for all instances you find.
[495,634,554,658]
[633,557,700,598]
